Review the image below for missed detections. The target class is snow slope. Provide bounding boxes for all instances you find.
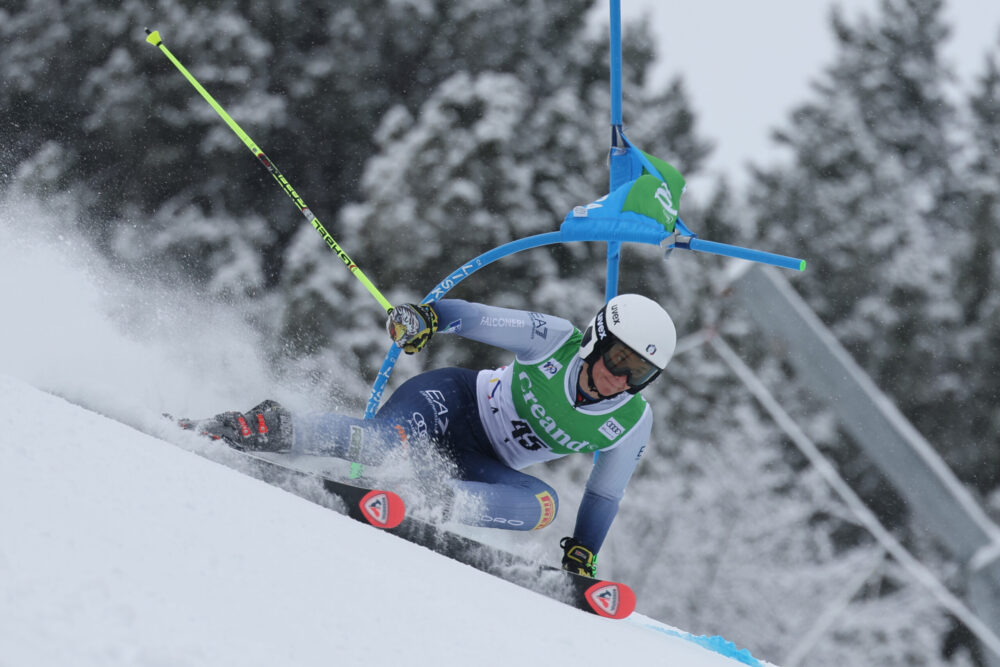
[0,197,771,665]
[0,374,768,667]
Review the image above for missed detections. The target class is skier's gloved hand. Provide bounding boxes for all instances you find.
[386,303,439,354]
[560,537,597,577]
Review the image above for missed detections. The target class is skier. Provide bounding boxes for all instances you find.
[196,294,676,577]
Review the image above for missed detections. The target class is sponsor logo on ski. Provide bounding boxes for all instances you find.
[362,492,391,526]
[588,583,620,615]
[358,489,405,529]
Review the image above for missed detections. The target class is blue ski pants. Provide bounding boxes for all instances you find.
[292,367,558,531]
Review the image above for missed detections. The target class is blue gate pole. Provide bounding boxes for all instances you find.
[609,0,623,128]
[606,0,624,302]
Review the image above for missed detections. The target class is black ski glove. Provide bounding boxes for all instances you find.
[386,303,439,354]
[560,537,597,577]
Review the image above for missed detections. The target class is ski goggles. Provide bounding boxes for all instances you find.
[601,340,660,388]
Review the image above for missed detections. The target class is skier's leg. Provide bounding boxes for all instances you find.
[291,412,401,464]
[373,367,561,530]
[447,450,560,532]
[295,366,560,530]
[292,367,484,468]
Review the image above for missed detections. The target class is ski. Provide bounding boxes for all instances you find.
[177,422,632,616]
[58,397,633,616]
[168,412,632,616]
[247,453,406,530]
[171,415,405,530]
[572,573,637,619]
[215,445,634,616]
[379,507,636,619]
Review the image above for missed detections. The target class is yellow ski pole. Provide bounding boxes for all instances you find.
[144,28,393,313]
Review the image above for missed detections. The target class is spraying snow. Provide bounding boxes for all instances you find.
[0,193,770,666]
[0,375,766,666]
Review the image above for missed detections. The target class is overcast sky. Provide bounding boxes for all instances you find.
[611,0,1000,191]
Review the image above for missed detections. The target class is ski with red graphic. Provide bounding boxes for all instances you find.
[318,479,406,530]
[170,414,405,530]
[216,441,406,530]
[383,515,637,619]
[167,410,627,614]
[217,445,406,530]
[575,575,636,619]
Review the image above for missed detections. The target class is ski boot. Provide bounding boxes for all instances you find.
[560,537,598,577]
[179,400,294,452]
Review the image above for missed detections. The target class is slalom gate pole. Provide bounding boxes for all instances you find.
[144,29,393,313]
[605,0,624,303]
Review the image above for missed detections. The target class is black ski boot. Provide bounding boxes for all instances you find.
[180,400,294,452]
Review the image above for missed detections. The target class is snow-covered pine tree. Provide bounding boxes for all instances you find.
[1,1,618,299]
[745,0,970,478]
[274,12,712,391]
[952,42,1000,489]
[716,0,994,661]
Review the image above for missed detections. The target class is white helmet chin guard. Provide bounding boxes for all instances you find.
[579,294,677,394]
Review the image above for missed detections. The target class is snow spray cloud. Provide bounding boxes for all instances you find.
[0,193,277,424]
[0,192,552,562]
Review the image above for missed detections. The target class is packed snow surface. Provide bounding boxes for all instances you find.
[0,375,768,666]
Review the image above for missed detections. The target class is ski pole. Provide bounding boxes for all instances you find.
[144,28,393,313]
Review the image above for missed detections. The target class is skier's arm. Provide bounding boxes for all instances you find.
[570,408,653,553]
[432,299,575,361]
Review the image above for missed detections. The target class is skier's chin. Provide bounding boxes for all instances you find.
[588,364,626,397]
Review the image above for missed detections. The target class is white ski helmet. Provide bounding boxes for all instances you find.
[578,294,677,394]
